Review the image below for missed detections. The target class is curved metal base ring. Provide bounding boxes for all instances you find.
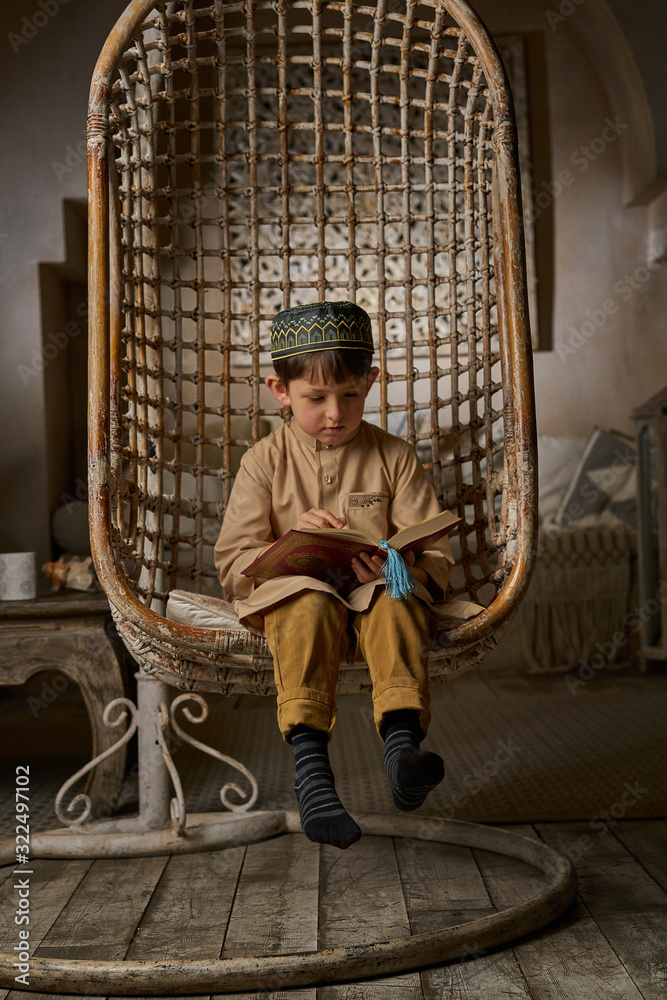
[0,810,286,864]
[0,812,577,996]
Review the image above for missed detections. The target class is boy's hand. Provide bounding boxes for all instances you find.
[295,509,347,531]
[351,550,387,584]
[403,549,429,587]
[351,548,429,587]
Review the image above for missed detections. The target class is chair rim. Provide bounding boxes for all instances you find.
[86,0,538,657]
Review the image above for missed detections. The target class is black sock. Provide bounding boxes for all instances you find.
[382,710,444,812]
[290,725,361,850]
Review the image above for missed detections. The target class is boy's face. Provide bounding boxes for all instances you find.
[266,366,379,446]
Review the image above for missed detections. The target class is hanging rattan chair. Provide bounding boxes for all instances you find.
[0,3,575,995]
[88,0,537,694]
[55,0,541,889]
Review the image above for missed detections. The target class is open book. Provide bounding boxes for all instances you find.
[242,509,462,593]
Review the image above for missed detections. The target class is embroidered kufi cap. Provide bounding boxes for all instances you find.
[270,300,374,360]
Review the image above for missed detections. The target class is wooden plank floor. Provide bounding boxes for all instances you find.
[1,820,665,999]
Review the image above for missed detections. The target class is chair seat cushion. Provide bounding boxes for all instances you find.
[166,590,246,632]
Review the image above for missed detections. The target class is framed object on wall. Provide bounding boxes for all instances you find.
[496,33,552,352]
[632,387,667,665]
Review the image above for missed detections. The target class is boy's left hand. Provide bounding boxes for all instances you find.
[351,550,387,584]
[351,549,429,587]
[402,550,429,586]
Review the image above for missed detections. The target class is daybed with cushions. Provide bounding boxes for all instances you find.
[518,428,637,673]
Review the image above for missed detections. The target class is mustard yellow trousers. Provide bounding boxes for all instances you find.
[263,588,437,740]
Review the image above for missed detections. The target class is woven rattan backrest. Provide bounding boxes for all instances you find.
[93,0,534,623]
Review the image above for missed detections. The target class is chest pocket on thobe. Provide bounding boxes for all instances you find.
[344,492,391,538]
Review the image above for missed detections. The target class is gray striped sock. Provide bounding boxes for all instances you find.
[290,726,361,850]
[383,712,444,812]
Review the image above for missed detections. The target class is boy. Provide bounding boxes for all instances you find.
[214,300,453,849]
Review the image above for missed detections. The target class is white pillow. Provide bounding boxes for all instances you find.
[166,590,245,631]
[554,427,637,530]
[537,436,585,524]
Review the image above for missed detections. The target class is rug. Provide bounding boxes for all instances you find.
[167,663,667,824]
[1,663,665,837]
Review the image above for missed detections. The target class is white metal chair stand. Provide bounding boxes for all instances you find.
[0,0,579,991]
[0,671,273,861]
[0,662,577,994]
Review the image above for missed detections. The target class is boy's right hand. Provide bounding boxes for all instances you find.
[295,509,347,531]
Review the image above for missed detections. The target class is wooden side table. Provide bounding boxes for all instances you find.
[0,590,128,817]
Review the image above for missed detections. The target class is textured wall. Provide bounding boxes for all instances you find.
[0,0,128,562]
[605,0,667,181]
[474,0,667,440]
[0,0,665,565]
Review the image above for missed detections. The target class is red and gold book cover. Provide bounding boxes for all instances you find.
[241,511,462,594]
[242,531,379,593]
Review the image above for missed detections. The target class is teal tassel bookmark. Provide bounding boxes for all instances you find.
[378,541,418,600]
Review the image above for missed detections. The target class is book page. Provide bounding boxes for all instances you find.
[390,509,461,549]
[307,509,460,549]
[305,526,375,545]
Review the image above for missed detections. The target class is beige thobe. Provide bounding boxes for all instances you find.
[214,418,457,633]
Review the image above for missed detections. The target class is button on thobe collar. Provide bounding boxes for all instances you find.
[287,418,359,510]
[288,419,363,451]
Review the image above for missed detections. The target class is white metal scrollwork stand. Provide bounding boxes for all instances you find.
[0,670,278,863]
[54,697,139,828]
